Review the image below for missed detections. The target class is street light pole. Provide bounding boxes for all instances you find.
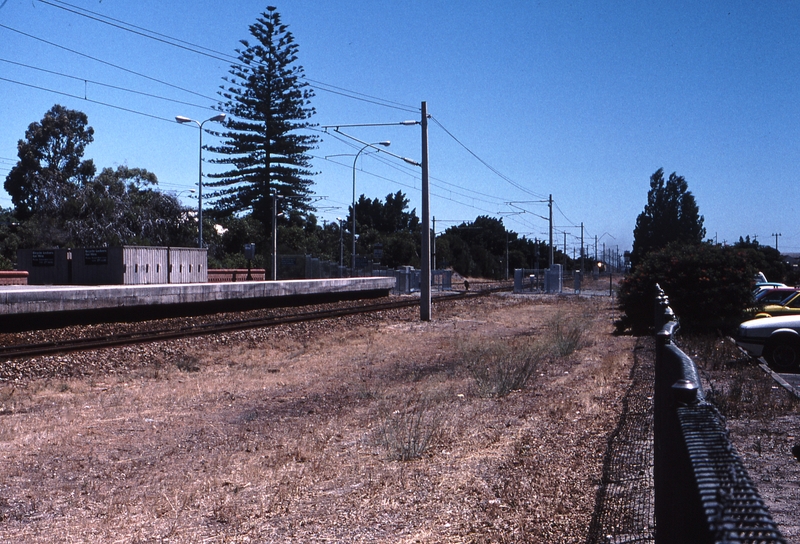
[176,113,226,248]
[351,140,390,275]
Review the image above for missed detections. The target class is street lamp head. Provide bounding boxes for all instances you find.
[378,141,391,147]
[176,114,226,125]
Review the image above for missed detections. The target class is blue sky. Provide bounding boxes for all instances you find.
[1,1,799,258]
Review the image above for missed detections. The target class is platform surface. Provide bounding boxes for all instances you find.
[0,277,395,316]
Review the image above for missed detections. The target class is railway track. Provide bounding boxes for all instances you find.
[0,285,509,360]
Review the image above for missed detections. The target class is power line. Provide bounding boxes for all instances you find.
[429,115,547,200]
[0,58,216,111]
[318,129,515,216]
[0,75,177,123]
[34,0,420,114]
[0,23,217,102]
[38,0,235,64]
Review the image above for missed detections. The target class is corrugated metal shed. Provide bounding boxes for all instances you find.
[18,247,207,285]
[168,247,207,283]
[121,247,169,285]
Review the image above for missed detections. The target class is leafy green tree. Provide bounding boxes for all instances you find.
[347,191,420,269]
[65,166,192,247]
[352,190,419,234]
[5,105,96,221]
[438,216,506,278]
[630,169,705,269]
[209,6,318,240]
[0,208,21,268]
[3,106,195,253]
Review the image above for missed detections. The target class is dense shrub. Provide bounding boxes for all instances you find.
[617,242,756,334]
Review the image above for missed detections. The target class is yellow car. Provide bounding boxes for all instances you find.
[755,291,800,318]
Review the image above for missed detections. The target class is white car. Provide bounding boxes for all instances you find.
[736,315,800,372]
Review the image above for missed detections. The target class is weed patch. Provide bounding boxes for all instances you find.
[378,396,444,461]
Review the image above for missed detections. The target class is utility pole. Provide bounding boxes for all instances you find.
[772,232,782,252]
[548,194,554,268]
[271,193,279,281]
[580,223,584,274]
[420,101,431,322]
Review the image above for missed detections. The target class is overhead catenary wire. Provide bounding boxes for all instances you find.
[317,129,520,218]
[0,23,217,102]
[32,0,420,114]
[0,75,177,123]
[429,115,548,201]
[0,58,215,111]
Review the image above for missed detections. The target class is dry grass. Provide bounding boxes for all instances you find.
[0,294,634,543]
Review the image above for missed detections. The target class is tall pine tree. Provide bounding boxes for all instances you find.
[208,6,318,231]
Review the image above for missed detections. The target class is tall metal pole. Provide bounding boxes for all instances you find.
[352,150,359,275]
[548,194,554,268]
[197,126,204,249]
[506,229,509,280]
[352,141,391,275]
[580,222,584,274]
[271,193,278,281]
[420,101,431,321]
[175,114,225,248]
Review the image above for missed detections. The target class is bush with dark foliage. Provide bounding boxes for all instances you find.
[616,242,756,334]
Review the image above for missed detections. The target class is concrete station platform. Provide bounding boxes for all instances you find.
[0,277,395,331]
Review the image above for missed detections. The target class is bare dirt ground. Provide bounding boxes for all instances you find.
[0,288,797,543]
[0,293,635,543]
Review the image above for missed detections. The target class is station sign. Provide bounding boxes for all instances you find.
[31,250,55,267]
[84,248,109,265]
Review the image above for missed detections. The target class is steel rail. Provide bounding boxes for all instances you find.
[0,285,509,360]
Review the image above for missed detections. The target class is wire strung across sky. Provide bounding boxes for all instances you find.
[35,0,420,114]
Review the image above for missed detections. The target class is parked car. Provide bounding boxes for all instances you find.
[754,291,800,318]
[736,315,800,372]
[753,281,789,292]
[753,287,799,305]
